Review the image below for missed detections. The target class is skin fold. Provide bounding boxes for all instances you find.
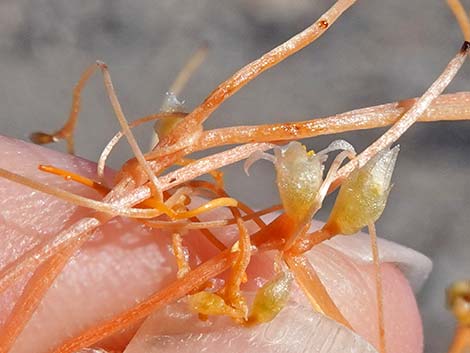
[0,136,424,353]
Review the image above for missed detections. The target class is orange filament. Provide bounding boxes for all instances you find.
[140,204,282,231]
[38,164,235,223]
[224,215,251,318]
[176,197,238,218]
[290,227,336,255]
[142,196,238,220]
[38,164,110,195]
[186,180,267,229]
[190,220,228,251]
[0,167,159,219]
[30,63,99,154]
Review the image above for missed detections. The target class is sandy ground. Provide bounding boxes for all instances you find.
[0,1,469,352]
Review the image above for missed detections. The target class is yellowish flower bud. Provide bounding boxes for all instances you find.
[274,142,323,223]
[325,146,399,235]
[248,271,293,324]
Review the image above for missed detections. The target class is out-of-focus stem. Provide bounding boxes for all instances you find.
[448,326,470,353]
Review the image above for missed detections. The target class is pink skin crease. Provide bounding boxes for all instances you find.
[0,135,431,353]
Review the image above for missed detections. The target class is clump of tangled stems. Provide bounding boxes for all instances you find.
[1,0,470,353]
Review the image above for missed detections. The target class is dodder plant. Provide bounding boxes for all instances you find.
[1,0,470,352]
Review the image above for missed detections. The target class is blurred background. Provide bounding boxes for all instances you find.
[0,0,469,351]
